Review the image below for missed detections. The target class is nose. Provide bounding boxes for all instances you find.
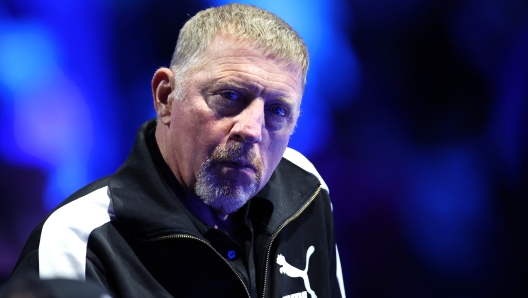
[229,100,264,144]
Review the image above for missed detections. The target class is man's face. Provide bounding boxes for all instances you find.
[162,34,303,215]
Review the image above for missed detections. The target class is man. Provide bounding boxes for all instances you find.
[9,4,345,298]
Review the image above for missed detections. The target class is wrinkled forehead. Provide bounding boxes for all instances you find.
[203,34,304,91]
[211,33,303,69]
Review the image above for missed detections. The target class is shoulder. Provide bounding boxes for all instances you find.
[10,179,115,281]
[39,185,114,279]
[282,147,329,193]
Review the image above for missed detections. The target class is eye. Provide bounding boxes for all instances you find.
[265,105,291,131]
[220,91,239,101]
[270,105,287,117]
[207,90,245,116]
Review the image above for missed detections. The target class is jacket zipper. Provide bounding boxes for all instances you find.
[152,234,251,298]
[261,185,322,298]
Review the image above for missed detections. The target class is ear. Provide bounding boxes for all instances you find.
[152,67,175,125]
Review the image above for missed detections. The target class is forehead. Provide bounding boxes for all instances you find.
[193,35,304,101]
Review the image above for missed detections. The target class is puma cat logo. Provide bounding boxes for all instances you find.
[276,246,317,298]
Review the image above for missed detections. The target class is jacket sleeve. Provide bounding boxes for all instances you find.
[319,188,346,298]
[8,249,40,282]
[85,256,115,297]
[334,244,346,298]
[326,191,345,298]
[8,228,114,296]
[283,148,346,297]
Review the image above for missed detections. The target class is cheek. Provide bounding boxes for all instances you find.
[270,127,292,150]
[262,131,291,173]
[170,103,217,172]
[188,114,233,167]
[269,134,289,156]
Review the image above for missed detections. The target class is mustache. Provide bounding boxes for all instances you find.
[209,142,262,172]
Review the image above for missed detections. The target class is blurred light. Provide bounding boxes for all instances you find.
[0,13,97,209]
[13,74,92,164]
[493,29,528,178]
[0,22,58,94]
[403,146,492,277]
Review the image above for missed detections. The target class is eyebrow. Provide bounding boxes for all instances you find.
[275,96,296,110]
[210,79,298,106]
[211,80,252,94]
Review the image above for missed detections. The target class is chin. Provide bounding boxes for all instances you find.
[210,196,250,215]
[195,180,257,214]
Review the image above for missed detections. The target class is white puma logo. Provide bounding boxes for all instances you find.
[276,246,317,298]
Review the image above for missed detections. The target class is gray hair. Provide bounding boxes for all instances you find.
[170,3,309,99]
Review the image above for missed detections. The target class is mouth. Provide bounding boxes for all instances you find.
[219,159,257,172]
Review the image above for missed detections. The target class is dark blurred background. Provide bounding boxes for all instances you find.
[0,0,527,297]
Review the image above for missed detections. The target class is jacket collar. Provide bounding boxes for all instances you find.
[252,159,321,235]
[108,119,320,238]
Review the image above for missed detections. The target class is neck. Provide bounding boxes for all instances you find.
[180,188,244,236]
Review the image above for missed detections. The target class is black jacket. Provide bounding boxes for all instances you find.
[9,120,345,298]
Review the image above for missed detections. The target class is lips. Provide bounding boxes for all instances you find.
[218,159,257,172]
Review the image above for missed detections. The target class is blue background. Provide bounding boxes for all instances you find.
[1,0,527,296]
